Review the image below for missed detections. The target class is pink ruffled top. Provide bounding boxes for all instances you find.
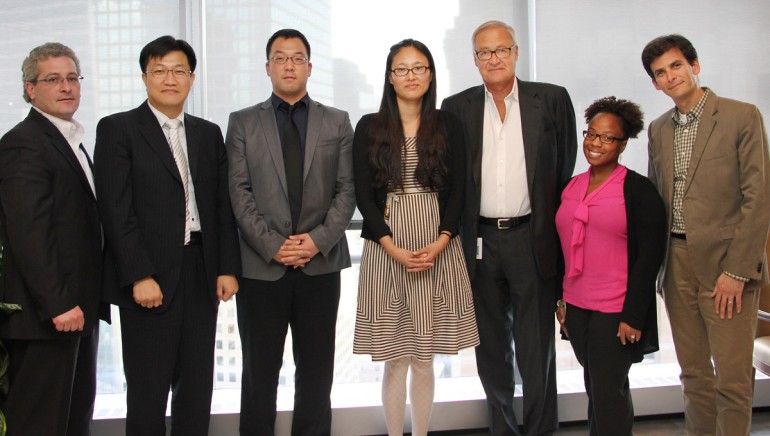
[556,165,628,313]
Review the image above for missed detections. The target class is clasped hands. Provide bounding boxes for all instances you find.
[381,234,450,273]
[274,233,320,269]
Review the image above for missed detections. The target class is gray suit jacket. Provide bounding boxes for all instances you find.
[225,96,355,281]
[648,89,770,291]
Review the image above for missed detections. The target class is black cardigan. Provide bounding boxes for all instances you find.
[558,168,667,362]
[353,111,466,243]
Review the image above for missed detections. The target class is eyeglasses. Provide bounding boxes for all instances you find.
[32,75,84,86]
[390,66,431,76]
[474,46,515,61]
[145,68,192,78]
[269,56,308,65]
[583,131,626,144]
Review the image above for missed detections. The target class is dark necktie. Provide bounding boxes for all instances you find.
[282,103,303,233]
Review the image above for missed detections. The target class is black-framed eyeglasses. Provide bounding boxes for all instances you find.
[269,55,308,65]
[31,75,84,86]
[583,130,626,144]
[390,66,431,76]
[474,46,515,61]
[145,69,192,78]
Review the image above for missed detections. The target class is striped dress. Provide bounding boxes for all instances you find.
[353,137,479,361]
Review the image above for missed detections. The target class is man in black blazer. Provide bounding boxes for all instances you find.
[442,21,576,436]
[0,43,105,436]
[94,36,240,436]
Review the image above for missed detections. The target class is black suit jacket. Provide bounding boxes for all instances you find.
[441,80,577,281]
[0,109,104,339]
[94,101,240,311]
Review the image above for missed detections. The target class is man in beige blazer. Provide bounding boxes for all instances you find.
[643,34,770,436]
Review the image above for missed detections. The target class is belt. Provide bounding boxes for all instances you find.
[479,214,531,230]
[671,232,686,240]
[186,231,202,246]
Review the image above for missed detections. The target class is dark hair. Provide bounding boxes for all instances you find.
[584,96,644,139]
[368,39,447,190]
[641,34,698,79]
[139,35,197,73]
[266,29,311,60]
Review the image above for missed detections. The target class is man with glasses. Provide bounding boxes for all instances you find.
[642,34,769,436]
[441,21,576,435]
[226,28,354,435]
[0,42,104,436]
[94,35,240,436]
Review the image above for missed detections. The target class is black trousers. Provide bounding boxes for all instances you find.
[237,269,340,436]
[564,303,635,436]
[473,224,558,436]
[3,326,98,436]
[120,245,217,436]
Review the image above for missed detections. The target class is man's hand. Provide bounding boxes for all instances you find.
[217,275,239,302]
[52,306,85,332]
[711,272,745,319]
[133,276,163,308]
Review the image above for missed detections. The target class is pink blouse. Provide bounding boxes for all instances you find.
[556,165,628,313]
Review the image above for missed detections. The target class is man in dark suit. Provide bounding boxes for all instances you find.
[643,34,770,436]
[0,42,104,436]
[94,36,240,436]
[441,21,576,436]
[226,29,355,435]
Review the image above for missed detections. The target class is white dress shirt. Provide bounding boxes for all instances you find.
[34,106,96,196]
[479,78,530,218]
[147,103,202,233]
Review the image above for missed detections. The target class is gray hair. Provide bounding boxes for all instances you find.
[21,42,81,103]
[472,20,517,48]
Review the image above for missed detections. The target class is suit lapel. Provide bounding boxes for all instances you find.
[659,116,676,207]
[184,114,200,181]
[684,95,718,194]
[304,99,322,183]
[29,109,96,201]
[136,102,183,185]
[258,100,289,198]
[467,86,485,190]
[518,80,540,193]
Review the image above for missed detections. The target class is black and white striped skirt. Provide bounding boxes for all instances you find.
[353,191,479,361]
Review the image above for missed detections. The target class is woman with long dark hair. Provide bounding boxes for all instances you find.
[353,39,479,435]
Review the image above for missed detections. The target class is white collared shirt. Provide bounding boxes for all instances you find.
[479,78,530,218]
[33,106,96,196]
[147,102,202,233]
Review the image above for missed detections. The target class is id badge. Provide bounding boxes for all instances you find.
[476,237,482,259]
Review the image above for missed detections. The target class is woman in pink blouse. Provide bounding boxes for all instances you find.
[555,97,666,435]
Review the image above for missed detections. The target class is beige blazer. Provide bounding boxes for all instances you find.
[648,90,770,291]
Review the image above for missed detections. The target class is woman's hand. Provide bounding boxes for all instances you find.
[617,321,641,346]
[379,235,433,272]
[555,306,568,337]
[413,233,451,266]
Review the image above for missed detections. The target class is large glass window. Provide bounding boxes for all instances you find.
[1,0,768,422]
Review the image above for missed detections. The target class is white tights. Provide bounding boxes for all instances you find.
[381,356,435,436]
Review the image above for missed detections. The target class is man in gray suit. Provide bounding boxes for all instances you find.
[643,34,770,436]
[225,28,355,435]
